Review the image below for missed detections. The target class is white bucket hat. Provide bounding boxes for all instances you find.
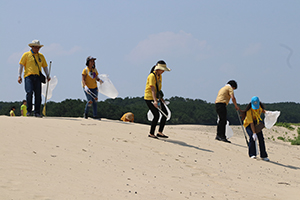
[154,63,171,71]
[28,40,44,48]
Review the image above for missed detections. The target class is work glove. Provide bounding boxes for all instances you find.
[84,85,91,93]
[252,133,258,141]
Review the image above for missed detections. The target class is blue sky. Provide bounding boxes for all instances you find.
[1,0,300,104]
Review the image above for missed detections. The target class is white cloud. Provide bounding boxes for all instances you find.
[243,43,262,56]
[126,31,209,63]
[7,44,82,64]
[42,43,82,57]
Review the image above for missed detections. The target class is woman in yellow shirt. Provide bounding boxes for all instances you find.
[144,60,171,139]
[10,106,16,116]
[82,56,103,119]
[243,96,269,161]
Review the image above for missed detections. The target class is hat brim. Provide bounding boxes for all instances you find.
[28,44,44,48]
[154,66,171,71]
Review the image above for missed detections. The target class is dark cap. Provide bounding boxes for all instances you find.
[86,56,96,66]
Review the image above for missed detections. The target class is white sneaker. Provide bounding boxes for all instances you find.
[250,156,256,159]
[262,157,270,161]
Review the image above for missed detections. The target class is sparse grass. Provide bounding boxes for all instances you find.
[275,122,295,131]
[290,127,300,145]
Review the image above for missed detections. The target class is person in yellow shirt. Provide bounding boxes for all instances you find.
[243,96,269,161]
[120,112,134,122]
[18,40,51,117]
[144,60,171,139]
[10,106,16,116]
[82,56,103,119]
[20,100,27,116]
[215,80,239,143]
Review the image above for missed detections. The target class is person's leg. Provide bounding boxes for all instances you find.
[33,75,42,115]
[246,126,257,157]
[145,100,159,135]
[257,131,268,158]
[216,103,227,139]
[84,89,93,117]
[158,102,168,133]
[90,88,98,118]
[25,75,34,115]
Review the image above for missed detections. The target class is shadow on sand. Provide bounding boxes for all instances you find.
[267,160,300,170]
[161,139,214,153]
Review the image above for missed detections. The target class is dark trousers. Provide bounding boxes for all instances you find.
[246,126,268,158]
[216,103,227,139]
[25,75,42,115]
[145,100,168,135]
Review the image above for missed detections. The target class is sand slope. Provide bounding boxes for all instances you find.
[0,116,299,200]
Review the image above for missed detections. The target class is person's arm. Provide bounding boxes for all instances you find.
[18,64,24,84]
[82,74,87,87]
[96,76,103,84]
[43,67,51,81]
[250,123,256,133]
[150,86,158,108]
[231,94,240,110]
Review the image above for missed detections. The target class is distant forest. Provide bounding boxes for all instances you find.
[1,97,300,125]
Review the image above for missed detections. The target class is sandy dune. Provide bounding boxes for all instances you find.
[0,116,299,200]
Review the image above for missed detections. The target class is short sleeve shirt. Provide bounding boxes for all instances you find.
[144,72,162,100]
[10,110,15,116]
[21,104,27,116]
[215,85,234,105]
[19,51,48,78]
[82,67,99,89]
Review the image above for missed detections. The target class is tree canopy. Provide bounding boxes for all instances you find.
[1,97,300,125]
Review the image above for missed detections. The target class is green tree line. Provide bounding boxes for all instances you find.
[1,97,300,125]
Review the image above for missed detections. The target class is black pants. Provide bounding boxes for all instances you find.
[145,100,168,135]
[216,103,227,139]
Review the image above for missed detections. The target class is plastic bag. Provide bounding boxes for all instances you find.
[225,121,234,139]
[42,76,58,100]
[217,117,233,139]
[147,101,171,122]
[97,74,118,99]
[264,111,281,129]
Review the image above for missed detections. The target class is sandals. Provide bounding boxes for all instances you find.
[148,133,169,139]
[156,133,169,138]
[148,134,159,139]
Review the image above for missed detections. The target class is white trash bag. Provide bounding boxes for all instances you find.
[264,111,281,129]
[217,117,233,139]
[225,121,234,139]
[98,74,118,99]
[147,101,171,122]
[42,76,58,100]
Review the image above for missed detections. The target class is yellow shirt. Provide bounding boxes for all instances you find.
[215,85,234,105]
[243,107,263,128]
[21,104,27,116]
[120,112,134,122]
[19,51,48,78]
[144,72,162,100]
[82,67,99,89]
[10,110,15,116]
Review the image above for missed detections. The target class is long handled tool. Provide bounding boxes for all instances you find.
[236,110,249,146]
[87,89,98,101]
[42,61,52,116]
[152,101,168,118]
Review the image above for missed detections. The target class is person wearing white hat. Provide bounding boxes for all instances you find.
[242,96,269,161]
[144,60,171,139]
[18,40,50,117]
[82,56,103,119]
